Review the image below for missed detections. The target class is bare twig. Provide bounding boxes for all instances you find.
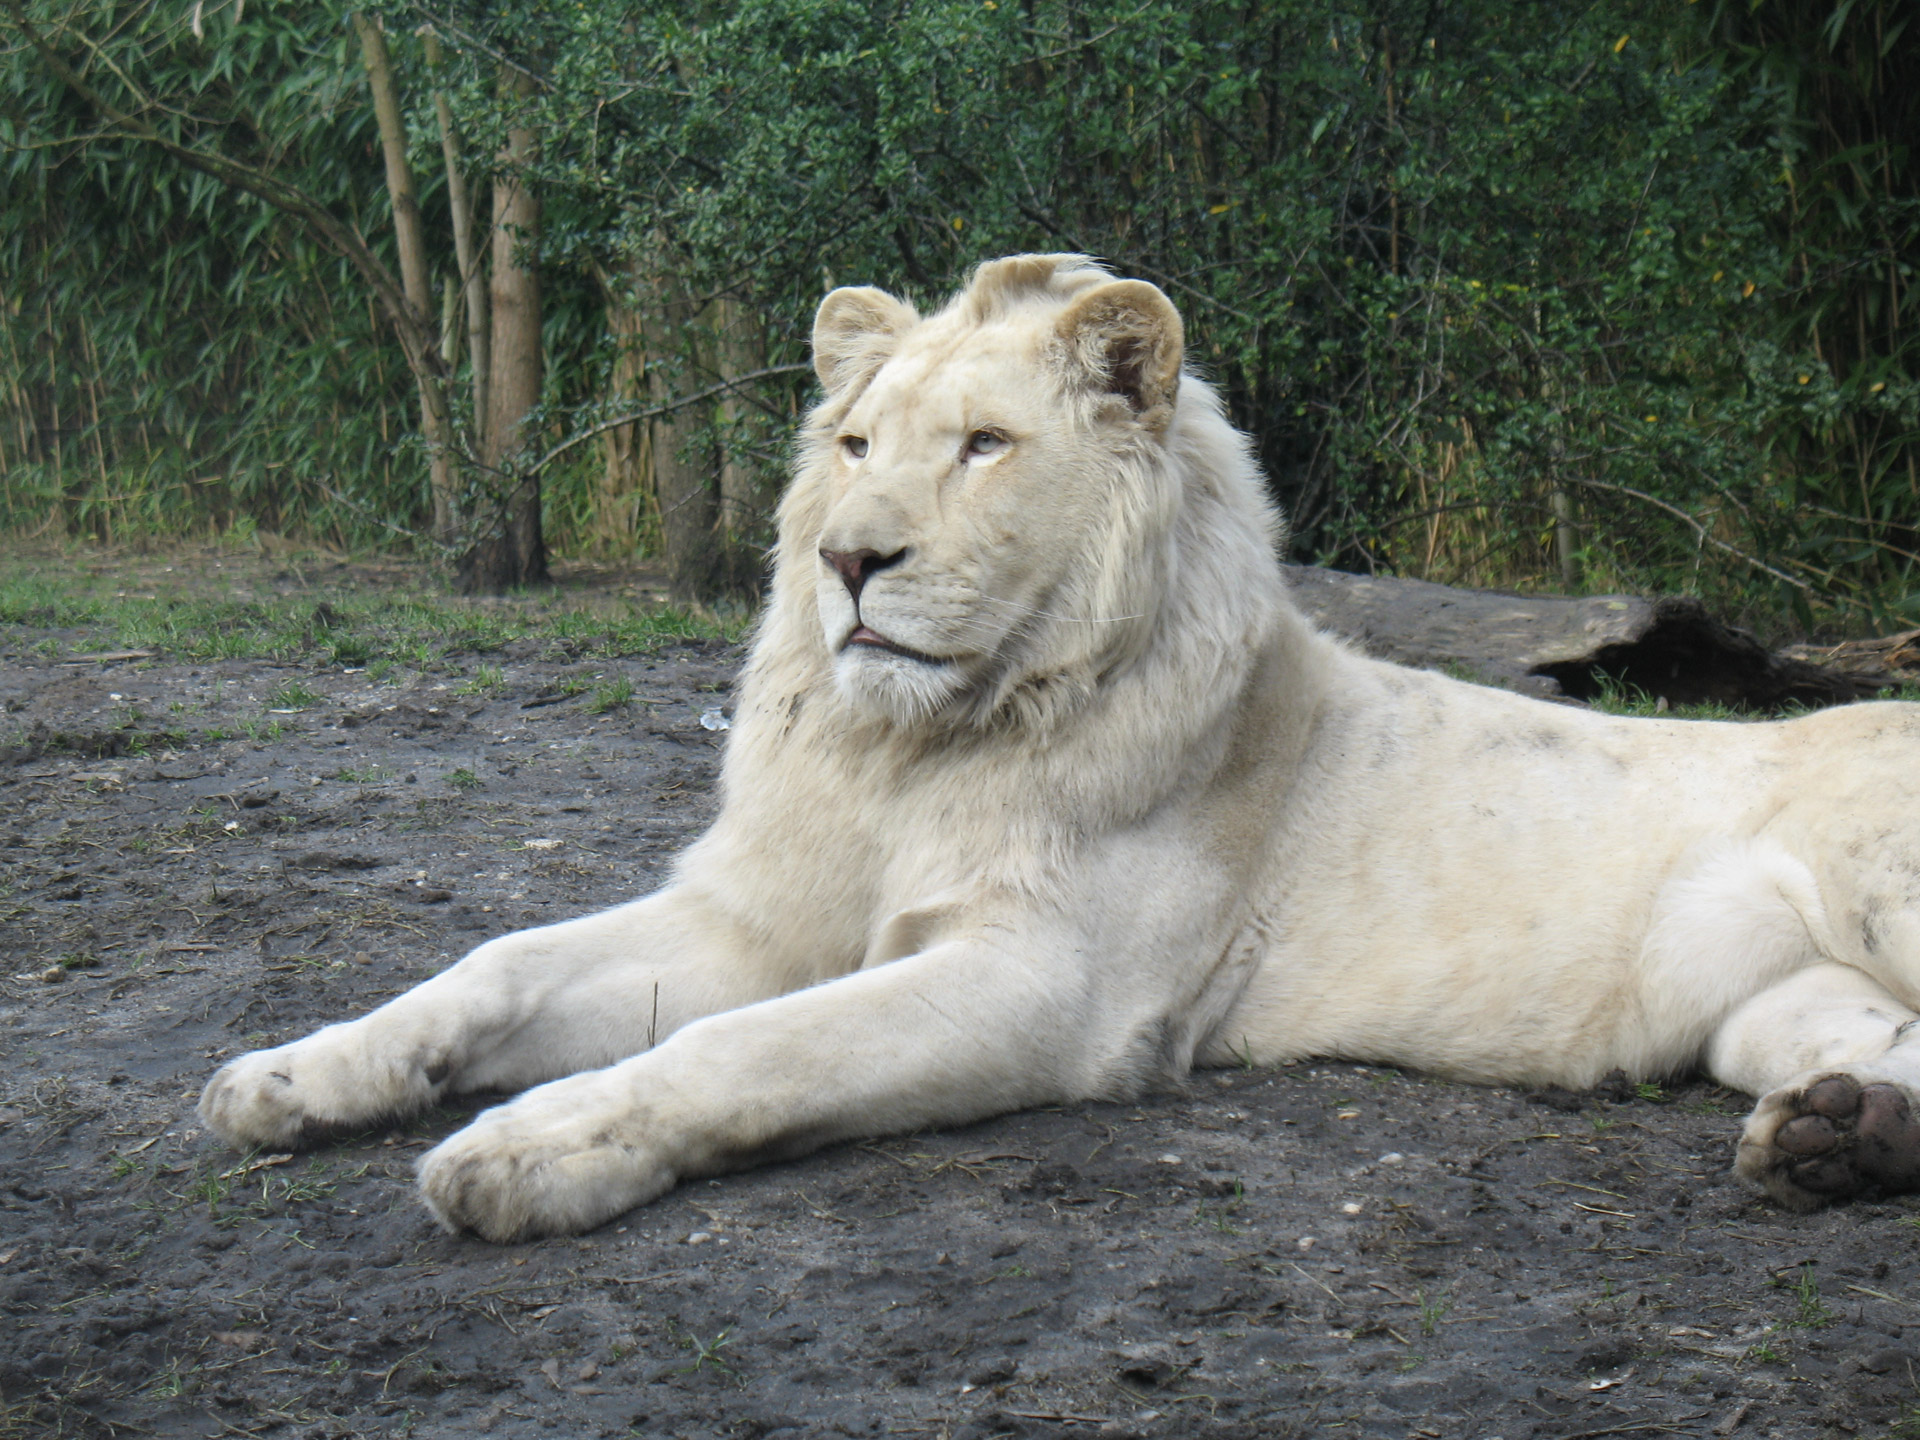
[530,364,811,473]
[1558,476,1817,595]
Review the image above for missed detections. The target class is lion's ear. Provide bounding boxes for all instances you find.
[1059,278,1175,428]
[1054,279,1184,428]
[812,286,918,397]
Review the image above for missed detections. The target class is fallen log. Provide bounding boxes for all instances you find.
[1283,566,1861,711]
[1777,629,1920,695]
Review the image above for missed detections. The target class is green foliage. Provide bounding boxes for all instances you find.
[2,0,1914,628]
[0,0,422,546]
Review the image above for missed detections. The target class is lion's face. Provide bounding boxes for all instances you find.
[802,256,1186,728]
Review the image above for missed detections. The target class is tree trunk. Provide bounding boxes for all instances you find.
[645,244,724,604]
[353,12,457,544]
[713,289,767,590]
[460,68,546,595]
[595,258,652,555]
[425,28,490,454]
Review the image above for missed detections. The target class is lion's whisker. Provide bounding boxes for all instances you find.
[972,595,1145,625]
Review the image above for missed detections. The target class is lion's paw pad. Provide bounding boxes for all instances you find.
[1757,1075,1920,1205]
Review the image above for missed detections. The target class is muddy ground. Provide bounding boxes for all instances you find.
[2,561,1918,1440]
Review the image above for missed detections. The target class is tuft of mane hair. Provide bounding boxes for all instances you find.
[953,253,1116,326]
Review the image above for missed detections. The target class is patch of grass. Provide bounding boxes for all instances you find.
[1415,1288,1450,1337]
[336,764,395,785]
[268,679,321,710]
[446,767,482,791]
[454,664,506,697]
[146,1367,193,1400]
[0,557,736,668]
[1194,1180,1245,1235]
[1586,673,1782,722]
[1781,1264,1834,1329]
[178,1159,235,1216]
[668,1322,738,1378]
[328,634,373,667]
[587,675,635,713]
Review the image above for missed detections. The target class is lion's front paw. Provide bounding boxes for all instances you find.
[1738,1073,1920,1210]
[416,1085,674,1243]
[199,1046,335,1150]
[199,1028,429,1151]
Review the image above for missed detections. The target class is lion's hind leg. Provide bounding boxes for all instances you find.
[1707,963,1920,1209]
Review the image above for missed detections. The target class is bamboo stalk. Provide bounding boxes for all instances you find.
[425,27,490,448]
[354,11,458,543]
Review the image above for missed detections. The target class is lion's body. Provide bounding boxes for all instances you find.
[201,256,1920,1240]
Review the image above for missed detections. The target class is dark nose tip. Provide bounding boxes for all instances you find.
[819,547,905,601]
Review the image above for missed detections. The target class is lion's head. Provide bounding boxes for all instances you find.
[786,254,1200,731]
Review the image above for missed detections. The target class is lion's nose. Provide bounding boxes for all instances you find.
[819,547,906,601]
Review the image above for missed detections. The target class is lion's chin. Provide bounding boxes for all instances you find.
[832,644,967,727]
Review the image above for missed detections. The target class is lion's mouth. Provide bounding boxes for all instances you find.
[844,625,948,666]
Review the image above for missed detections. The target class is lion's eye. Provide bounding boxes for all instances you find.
[842,436,869,460]
[965,431,1006,459]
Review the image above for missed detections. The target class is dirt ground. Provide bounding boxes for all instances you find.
[2,559,1918,1440]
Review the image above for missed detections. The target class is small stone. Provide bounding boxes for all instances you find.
[1296,1236,1316,1252]
[1379,1152,1405,1165]
[353,952,372,966]
[685,1231,712,1246]
[1156,1153,1182,1165]
[1860,1347,1905,1375]
[40,966,66,984]
[1341,1202,1363,1215]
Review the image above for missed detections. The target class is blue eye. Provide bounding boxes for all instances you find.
[966,431,1006,458]
[842,436,869,459]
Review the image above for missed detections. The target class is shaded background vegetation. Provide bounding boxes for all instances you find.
[1,0,1914,628]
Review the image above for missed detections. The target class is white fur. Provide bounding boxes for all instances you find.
[199,255,1920,1239]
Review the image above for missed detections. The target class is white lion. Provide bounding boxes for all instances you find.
[200,254,1920,1241]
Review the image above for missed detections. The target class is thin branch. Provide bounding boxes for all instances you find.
[1558,476,1818,595]
[530,363,811,473]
